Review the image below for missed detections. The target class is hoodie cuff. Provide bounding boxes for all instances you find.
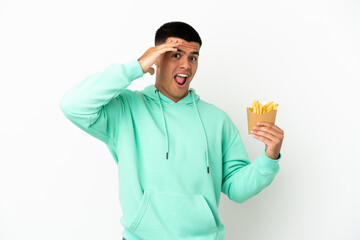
[122,60,144,82]
[254,149,280,174]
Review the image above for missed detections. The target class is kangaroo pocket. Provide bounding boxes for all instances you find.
[128,190,218,239]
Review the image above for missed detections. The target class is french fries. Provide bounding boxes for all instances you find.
[250,100,278,114]
[247,100,278,134]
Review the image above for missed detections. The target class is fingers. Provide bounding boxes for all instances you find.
[251,128,274,144]
[166,38,200,51]
[252,132,272,146]
[158,45,178,55]
[251,122,284,143]
[157,40,179,54]
[251,126,278,139]
[258,122,284,134]
[253,122,284,136]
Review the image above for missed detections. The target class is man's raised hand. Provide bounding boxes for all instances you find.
[138,39,179,75]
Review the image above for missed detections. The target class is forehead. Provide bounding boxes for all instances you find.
[167,37,200,52]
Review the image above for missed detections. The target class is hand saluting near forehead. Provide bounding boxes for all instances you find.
[138,39,179,75]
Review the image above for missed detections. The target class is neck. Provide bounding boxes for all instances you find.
[154,83,189,103]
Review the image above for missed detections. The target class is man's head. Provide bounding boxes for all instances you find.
[155,21,202,47]
[154,22,202,103]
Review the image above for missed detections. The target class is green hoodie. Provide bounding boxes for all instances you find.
[60,60,280,240]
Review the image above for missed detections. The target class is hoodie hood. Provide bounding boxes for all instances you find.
[141,84,210,174]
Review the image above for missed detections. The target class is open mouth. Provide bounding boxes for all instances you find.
[174,74,188,86]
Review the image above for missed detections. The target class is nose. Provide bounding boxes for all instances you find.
[179,57,190,70]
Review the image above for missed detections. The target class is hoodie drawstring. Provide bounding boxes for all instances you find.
[190,90,210,174]
[155,90,169,159]
[155,89,210,174]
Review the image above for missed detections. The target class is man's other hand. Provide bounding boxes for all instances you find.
[251,122,284,160]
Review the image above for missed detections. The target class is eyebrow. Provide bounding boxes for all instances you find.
[176,48,199,56]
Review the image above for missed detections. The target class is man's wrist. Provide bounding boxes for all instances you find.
[122,60,144,81]
[265,149,281,160]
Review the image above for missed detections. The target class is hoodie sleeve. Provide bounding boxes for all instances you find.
[221,115,280,203]
[60,60,143,144]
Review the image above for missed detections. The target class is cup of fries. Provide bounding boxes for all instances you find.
[247,100,278,134]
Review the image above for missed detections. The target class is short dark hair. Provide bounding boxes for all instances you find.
[155,21,202,47]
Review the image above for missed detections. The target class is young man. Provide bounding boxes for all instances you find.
[60,22,284,240]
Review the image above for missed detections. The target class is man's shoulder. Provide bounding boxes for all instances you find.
[115,88,142,101]
[198,99,232,120]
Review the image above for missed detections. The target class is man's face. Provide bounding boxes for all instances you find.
[155,37,200,103]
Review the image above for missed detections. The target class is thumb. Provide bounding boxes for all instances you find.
[148,67,155,75]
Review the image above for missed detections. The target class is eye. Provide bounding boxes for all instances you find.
[173,53,180,59]
[189,56,197,61]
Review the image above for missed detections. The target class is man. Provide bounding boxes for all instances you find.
[60,21,284,240]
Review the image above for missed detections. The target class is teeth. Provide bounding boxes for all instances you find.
[176,74,188,77]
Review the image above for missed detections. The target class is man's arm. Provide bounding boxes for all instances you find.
[221,117,283,203]
[60,61,144,143]
[59,40,179,143]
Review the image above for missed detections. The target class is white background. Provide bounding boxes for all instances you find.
[1,0,359,239]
